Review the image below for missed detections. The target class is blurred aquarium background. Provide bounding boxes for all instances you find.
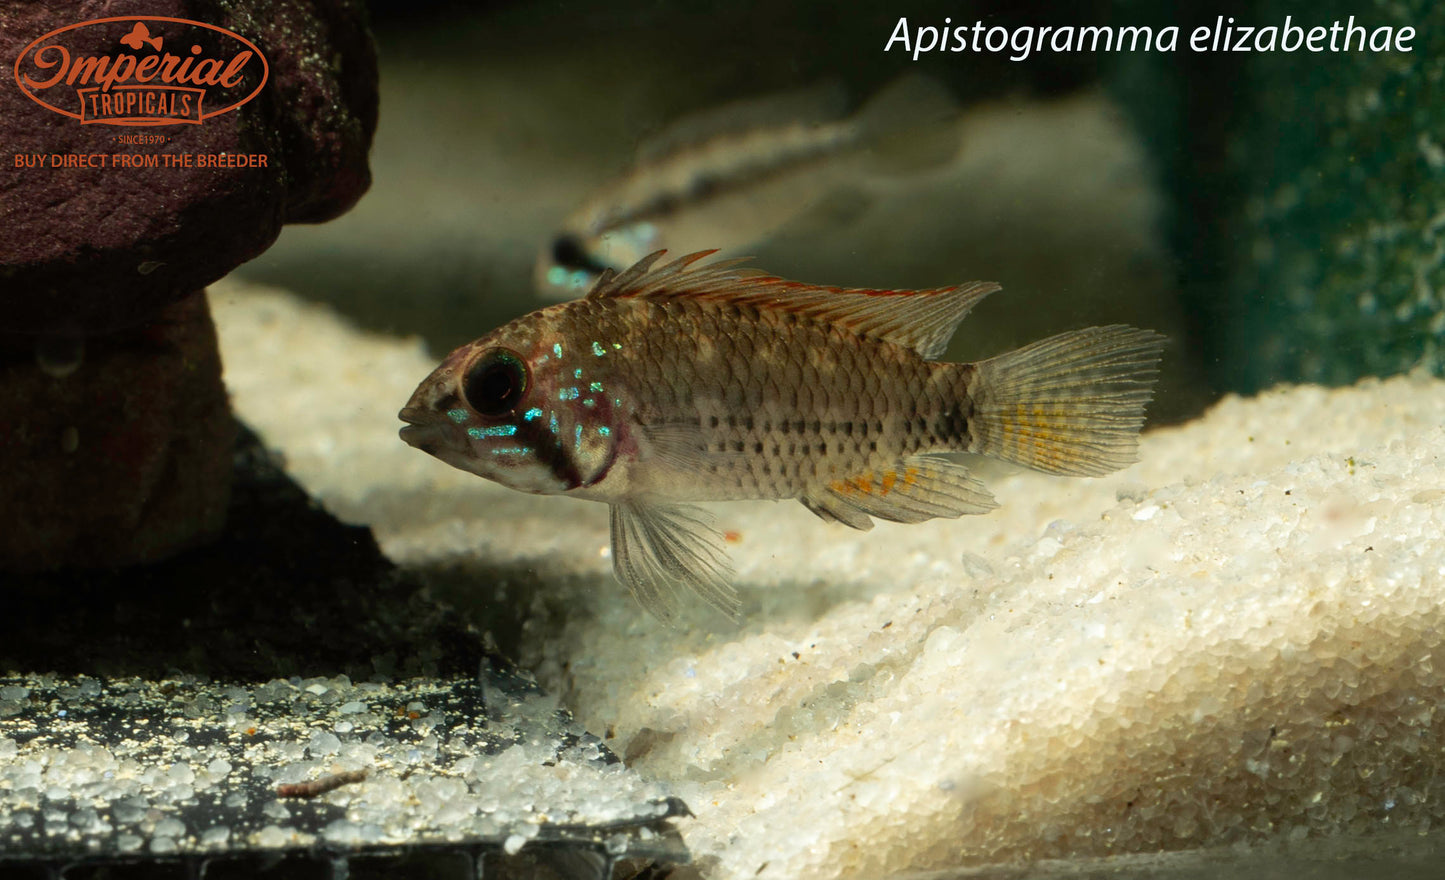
[234,0,1444,429]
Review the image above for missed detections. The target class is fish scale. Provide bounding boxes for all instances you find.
[593,298,944,500]
[401,251,1165,622]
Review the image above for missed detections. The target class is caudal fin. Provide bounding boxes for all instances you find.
[854,74,961,177]
[966,326,1166,477]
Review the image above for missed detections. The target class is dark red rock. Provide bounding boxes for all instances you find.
[0,292,234,571]
[242,0,379,223]
[0,0,377,336]
[0,1,375,570]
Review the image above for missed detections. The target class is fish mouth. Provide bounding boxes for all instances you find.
[398,406,438,449]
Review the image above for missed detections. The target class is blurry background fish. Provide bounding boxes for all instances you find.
[234,0,1210,423]
[533,75,962,300]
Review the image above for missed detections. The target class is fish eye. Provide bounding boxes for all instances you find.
[551,235,591,269]
[551,235,612,275]
[463,349,528,417]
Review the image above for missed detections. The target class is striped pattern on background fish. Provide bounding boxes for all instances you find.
[534,75,959,300]
[401,251,1165,622]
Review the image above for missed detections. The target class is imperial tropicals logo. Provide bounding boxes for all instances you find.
[14,16,268,126]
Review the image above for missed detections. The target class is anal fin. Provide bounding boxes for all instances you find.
[609,502,740,623]
[799,491,876,530]
[802,456,997,527]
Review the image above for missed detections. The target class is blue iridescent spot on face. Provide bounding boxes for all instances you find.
[558,387,580,401]
[491,445,532,456]
[546,266,567,287]
[589,381,604,392]
[574,368,583,379]
[523,407,543,422]
[553,343,563,358]
[467,424,518,440]
[447,408,470,424]
[592,341,606,357]
[582,398,595,407]
[574,424,583,447]
[598,426,611,437]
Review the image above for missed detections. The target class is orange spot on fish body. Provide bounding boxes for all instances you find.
[831,470,922,498]
[724,530,743,543]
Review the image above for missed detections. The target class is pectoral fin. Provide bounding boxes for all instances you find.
[609,502,740,623]
[801,456,997,527]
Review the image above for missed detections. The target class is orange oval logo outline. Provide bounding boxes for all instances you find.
[13,15,269,125]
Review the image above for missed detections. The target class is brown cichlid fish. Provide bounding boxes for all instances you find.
[535,76,959,300]
[401,251,1165,622]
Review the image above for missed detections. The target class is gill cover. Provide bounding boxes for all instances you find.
[465,342,620,492]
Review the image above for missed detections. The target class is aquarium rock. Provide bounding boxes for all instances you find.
[0,0,377,335]
[0,294,233,570]
[0,0,377,570]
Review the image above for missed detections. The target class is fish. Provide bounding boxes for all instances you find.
[534,76,959,300]
[402,251,1166,623]
[120,22,163,52]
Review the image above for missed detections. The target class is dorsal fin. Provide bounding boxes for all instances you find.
[585,250,1000,360]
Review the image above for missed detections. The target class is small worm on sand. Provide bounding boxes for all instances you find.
[275,769,368,798]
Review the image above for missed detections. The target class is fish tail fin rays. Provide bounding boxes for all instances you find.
[965,325,1167,477]
[800,457,997,528]
[609,502,740,624]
